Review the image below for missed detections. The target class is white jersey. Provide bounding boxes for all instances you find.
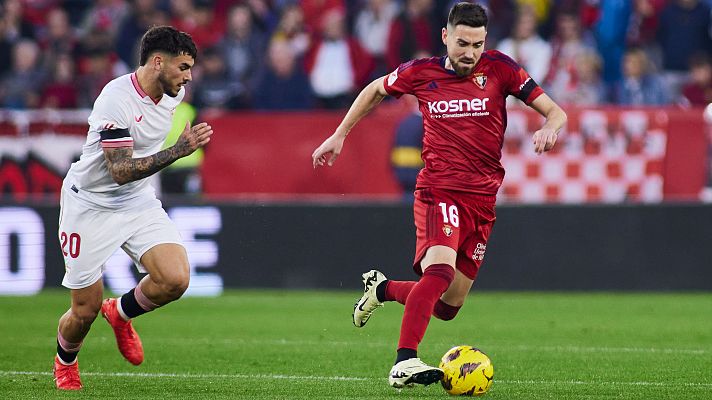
[65,72,184,210]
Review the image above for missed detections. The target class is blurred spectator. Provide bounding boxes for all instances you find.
[516,0,552,24]
[658,0,712,72]
[254,38,314,110]
[497,5,551,84]
[3,0,712,111]
[544,11,594,99]
[17,0,61,28]
[0,17,13,77]
[271,4,310,59]
[658,0,712,96]
[386,0,435,71]
[78,0,129,40]
[680,53,712,106]
[192,46,242,109]
[171,0,224,49]
[170,0,195,26]
[613,47,669,106]
[213,0,241,16]
[245,0,279,32]
[300,0,345,33]
[1,0,36,44]
[0,39,46,109]
[479,0,517,48]
[591,0,631,85]
[626,0,665,70]
[552,50,606,106]
[390,95,423,202]
[304,9,374,109]
[115,0,167,67]
[41,53,78,109]
[38,8,77,68]
[218,4,267,108]
[354,0,399,77]
[76,46,120,107]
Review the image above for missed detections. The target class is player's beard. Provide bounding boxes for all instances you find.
[158,72,181,97]
[452,58,476,77]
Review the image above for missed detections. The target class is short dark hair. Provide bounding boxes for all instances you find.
[139,26,197,66]
[448,2,488,29]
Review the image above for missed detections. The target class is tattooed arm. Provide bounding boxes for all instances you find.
[104,122,213,185]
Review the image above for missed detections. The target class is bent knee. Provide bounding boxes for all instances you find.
[161,274,190,300]
[72,306,100,326]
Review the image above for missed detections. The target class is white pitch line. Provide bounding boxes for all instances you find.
[498,379,712,389]
[508,344,707,355]
[0,370,367,381]
[2,371,711,389]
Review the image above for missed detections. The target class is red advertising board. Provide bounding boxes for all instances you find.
[201,105,709,202]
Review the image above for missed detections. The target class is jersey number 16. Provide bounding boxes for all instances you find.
[438,202,459,227]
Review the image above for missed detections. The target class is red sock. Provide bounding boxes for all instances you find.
[433,299,461,321]
[397,264,455,351]
[384,281,417,305]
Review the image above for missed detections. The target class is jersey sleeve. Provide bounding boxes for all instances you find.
[90,91,133,149]
[497,52,544,104]
[383,61,416,98]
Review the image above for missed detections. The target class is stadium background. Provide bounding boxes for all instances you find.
[1,2,711,399]
[2,0,712,293]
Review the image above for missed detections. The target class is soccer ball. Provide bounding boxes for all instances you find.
[439,345,494,396]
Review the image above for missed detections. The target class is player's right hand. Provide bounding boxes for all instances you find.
[176,121,213,157]
[312,133,346,168]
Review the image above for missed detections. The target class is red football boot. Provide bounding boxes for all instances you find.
[101,298,144,365]
[53,356,82,390]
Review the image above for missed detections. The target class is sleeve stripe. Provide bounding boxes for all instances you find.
[100,128,130,141]
[101,139,133,148]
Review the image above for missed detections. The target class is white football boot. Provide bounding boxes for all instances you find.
[352,270,387,327]
[388,358,444,388]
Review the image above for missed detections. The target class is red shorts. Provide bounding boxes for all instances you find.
[413,187,496,280]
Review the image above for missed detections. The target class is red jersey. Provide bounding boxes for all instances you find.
[383,51,544,195]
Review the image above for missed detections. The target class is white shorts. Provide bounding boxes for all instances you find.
[58,186,184,289]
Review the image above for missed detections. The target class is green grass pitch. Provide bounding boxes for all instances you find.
[1,290,711,399]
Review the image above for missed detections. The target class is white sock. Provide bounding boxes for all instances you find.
[56,354,77,366]
[115,298,130,321]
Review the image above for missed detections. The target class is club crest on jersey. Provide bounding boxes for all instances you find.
[473,73,487,89]
[442,224,454,237]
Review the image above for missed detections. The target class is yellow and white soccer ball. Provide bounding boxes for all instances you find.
[439,345,494,396]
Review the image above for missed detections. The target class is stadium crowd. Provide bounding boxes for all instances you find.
[1,0,712,111]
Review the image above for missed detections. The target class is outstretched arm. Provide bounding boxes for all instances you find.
[312,77,390,168]
[528,93,567,154]
[104,122,213,185]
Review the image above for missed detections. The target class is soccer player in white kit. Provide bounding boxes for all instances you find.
[52,26,213,390]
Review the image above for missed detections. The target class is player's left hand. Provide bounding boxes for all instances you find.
[532,128,558,154]
[312,133,346,168]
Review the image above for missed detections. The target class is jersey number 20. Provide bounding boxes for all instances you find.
[60,232,81,258]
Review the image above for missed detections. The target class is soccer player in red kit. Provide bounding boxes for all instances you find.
[312,2,567,388]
